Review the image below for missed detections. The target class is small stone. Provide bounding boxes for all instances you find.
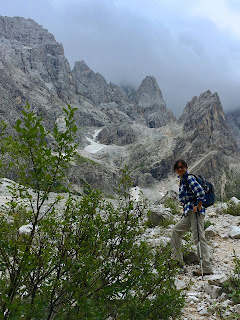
[221,299,233,307]
[220,233,229,239]
[218,293,228,302]
[199,307,209,315]
[233,304,240,314]
[187,292,199,297]
[230,197,240,205]
[175,278,187,290]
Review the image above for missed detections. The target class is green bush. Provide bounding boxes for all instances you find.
[182,231,195,256]
[204,219,215,230]
[164,198,182,215]
[222,200,240,216]
[223,251,240,304]
[159,216,175,228]
[0,105,185,319]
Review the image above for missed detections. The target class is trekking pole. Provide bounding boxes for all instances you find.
[195,210,204,279]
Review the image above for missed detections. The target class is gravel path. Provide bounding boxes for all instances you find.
[178,207,240,319]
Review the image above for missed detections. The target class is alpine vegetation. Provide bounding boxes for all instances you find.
[0,105,184,319]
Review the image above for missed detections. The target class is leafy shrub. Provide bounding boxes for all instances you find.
[164,198,182,215]
[158,215,175,228]
[223,251,240,304]
[204,219,215,230]
[144,218,156,228]
[222,200,240,216]
[0,105,185,319]
[180,231,199,265]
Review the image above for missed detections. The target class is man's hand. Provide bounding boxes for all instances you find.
[193,201,203,212]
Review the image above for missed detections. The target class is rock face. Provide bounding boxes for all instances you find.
[97,122,139,146]
[226,110,240,150]
[175,90,239,199]
[0,15,84,138]
[179,90,237,156]
[72,60,129,106]
[0,15,240,198]
[136,76,175,128]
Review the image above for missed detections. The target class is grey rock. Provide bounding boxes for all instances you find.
[72,60,129,106]
[229,226,240,239]
[233,304,240,314]
[183,251,199,265]
[204,284,223,299]
[205,225,218,238]
[137,173,156,187]
[155,190,179,205]
[175,278,188,290]
[198,307,209,316]
[207,274,228,286]
[97,122,139,146]
[217,293,228,302]
[146,204,175,226]
[226,109,240,150]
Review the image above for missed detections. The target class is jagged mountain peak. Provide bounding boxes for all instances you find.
[135,76,175,128]
[137,76,163,99]
[179,90,225,125]
[0,15,57,47]
[1,14,240,199]
[177,89,237,160]
[73,60,92,73]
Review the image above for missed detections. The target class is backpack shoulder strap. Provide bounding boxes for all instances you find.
[182,173,197,185]
[182,174,199,194]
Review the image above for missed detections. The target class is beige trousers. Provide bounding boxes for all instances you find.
[171,210,213,273]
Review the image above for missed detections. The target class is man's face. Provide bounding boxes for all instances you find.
[175,163,187,176]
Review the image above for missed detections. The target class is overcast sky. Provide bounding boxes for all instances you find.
[2,0,240,116]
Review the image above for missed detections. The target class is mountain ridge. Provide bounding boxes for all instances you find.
[0,15,239,199]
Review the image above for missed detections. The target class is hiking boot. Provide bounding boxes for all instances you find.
[192,269,213,276]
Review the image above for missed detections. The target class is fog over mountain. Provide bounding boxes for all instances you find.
[0,14,240,200]
[2,0,240,116]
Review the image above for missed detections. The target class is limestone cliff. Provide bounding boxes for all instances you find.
[226,109,240,150]
[0,15,240,199]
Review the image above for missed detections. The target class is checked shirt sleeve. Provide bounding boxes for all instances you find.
[187,175,205,202]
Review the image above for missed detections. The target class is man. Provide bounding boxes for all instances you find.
[171,159,213,276]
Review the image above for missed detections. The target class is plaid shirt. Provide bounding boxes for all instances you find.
[179,171,206,216]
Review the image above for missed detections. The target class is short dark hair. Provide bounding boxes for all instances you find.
[173,159,188,171]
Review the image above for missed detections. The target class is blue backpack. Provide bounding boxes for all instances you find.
[184,174,215,208]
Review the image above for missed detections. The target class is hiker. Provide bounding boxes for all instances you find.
[171,159,213,276]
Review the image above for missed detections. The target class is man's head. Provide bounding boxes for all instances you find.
[173,159,188,176]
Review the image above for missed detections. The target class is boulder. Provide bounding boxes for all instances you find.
[205,225,218,238]
[229,226,240,239]
[204,284,223,299]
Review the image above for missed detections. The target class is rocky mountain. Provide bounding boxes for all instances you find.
[136,76,175,128]
[0,15,240,199]
[225,109,240,150]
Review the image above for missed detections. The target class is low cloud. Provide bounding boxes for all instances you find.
[2,0,240,115]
